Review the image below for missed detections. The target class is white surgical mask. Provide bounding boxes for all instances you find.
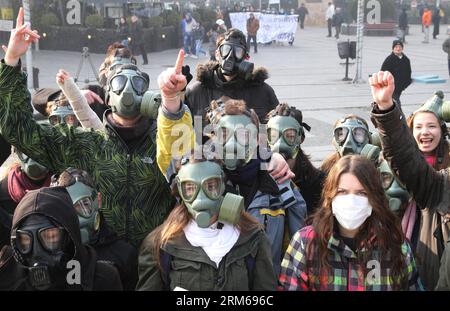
[332,194,372,230]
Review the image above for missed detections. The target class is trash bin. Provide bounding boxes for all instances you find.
[337,41,350,59]
[349,41,356,59]
[22,66,40,89]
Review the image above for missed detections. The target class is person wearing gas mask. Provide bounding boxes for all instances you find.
[45,92,80,127]
[7,187,123,290]
[0,8,174,248]
[279,155,423,291]
[157,51,301,276]
[136,153,277,291]
[185,28,279,124]
[266,103,325,213]
[0,148,51,242]
[53,168,138,290]
[370,71,450,291]
[321,115,381,175]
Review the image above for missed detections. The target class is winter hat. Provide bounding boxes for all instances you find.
[392,39,403,49]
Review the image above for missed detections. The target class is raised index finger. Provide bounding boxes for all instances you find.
[175,49,184,74]
[16,7,24,28]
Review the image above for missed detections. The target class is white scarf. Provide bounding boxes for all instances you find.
[183,220,240,267]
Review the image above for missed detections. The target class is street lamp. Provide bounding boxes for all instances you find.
[353,0,364,84]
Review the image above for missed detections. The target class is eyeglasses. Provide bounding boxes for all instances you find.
[179,177,223,203]
[268,128,302,145]
[14,226,67,254]
[219,43,246,61]
[110,74,148,95]
[334,126,368,144]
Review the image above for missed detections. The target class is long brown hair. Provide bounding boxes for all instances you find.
[308,155,407,290]
[149,153,262,269]
[406,111,450,170]
[320,115,371,175]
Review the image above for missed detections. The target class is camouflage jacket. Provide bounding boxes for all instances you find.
[0,60,174,247]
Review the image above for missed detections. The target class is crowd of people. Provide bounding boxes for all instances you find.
[0,6,449,292]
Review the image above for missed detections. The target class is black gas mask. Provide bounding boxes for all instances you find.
[218,39,254,80]
[11,214,73,290]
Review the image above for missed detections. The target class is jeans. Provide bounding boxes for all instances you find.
[183,33,195,55]
[424,26,430,42]
[195,39,206,56]
[246,35,257,53]
[327,19,332,36]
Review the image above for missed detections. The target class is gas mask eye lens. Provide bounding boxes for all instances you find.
[283,129,298,145]
[110,75,127,93]
[181,181,198,202]
[353,127,368,144]
[49,115,60,126]
[203,177,222,199]
[381,172,394,189]
[16,230,32,254]
[131,76,147,95]
[39,227,65,252]
[219,44,232,58]
[63,114,77,126]
[74,197,93,218]
[234,46,245,61]
[268,128,280,144]
[334,127,349,144]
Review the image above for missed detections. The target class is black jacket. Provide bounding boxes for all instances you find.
[185,61,279,123]
[399,11,408,30]
[381,53,412,95]
[130,21,144,45]
[0,134,10,166]
[0,245,27,290]
[10,187,123,291]
[92,217,139,290]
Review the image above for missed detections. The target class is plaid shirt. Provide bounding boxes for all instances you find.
[279,226,424,291]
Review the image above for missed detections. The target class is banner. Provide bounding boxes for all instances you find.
[230,12,298,44]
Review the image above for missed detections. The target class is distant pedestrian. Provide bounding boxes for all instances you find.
[207,23,220,61]
[118,17,129,47]
[432,6,442,39]
[333,8,344,39]
[246,13,259,54]
[443,27,450,76]
[398,8,408,44]
[297,3,309,29]
[422,7,432,43]
[130,15,148,65]
[380,40,412,108]
[326,2,335,37]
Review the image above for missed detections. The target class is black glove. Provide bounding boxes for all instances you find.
[181,65,193,91]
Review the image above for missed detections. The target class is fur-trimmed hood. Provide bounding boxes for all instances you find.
[196,61,270,88]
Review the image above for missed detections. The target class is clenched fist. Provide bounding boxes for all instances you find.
[369,71,395,111]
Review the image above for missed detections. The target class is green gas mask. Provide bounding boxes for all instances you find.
[65,181,100,245]
[214,114,258,170]
[49,105,79,127]
[267,115,304,159]
[378,160,410,213]
[333,118,379,157]
[16,151,49,181]
[176,161,244,228]
[417,91,450,122]
[107,64,161,119]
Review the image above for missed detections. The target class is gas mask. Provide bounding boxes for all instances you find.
[16,151,49,181]
[333,118,379,158]
[267,115,305,159]
[107,64,161,119]
[49,105,79,127]
[11,214,73,290]
[378,160,410,213]
[218,39,254,80]
[176,160,244,228]
[214,114,258,170]
[65,181,101,245]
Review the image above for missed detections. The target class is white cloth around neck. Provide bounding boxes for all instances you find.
[183,220,240,268]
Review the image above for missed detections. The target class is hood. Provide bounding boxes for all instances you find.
[12,187,87,263]
[196,61,269,89]
[31,88,62,116]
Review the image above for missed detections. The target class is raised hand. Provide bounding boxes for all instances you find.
[3,7,40,67]
[157,49,187,98]
[369,71,395,111]
[56,69,70,85]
